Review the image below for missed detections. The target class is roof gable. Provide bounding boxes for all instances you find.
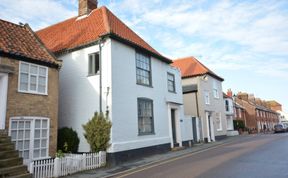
[0,19,59,67]
[37,6,170,62]
[172,56,224,81]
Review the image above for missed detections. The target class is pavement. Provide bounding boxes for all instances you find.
[67,135,250,178]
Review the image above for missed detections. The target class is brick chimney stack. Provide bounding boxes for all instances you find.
[227,89,233,97]
[79,0,98,16]
[237,92,249,101]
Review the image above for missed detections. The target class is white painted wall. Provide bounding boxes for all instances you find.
[58,38,184,153]
[182,115,193,142]
[58,40,112,152]
[0,73,8,129]
[109,39,183,152]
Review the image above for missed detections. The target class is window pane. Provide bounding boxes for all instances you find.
[30,76,37,91]
[24,140,29,149]
[30,65,38,74]
[38,76,46,85]
[18,130,24,139]
[11,121,18,129]
[42,120,48,128]
[18,141,23,150]
[35,130,40,138]
[34,150,40,158]
[42,129,47,138]
[39,67,46,76]
[25,130,30,139]
[20,73,29,91]
[41,139,47,148]
[34,140,40,148]
[20,63,29,73]
[11,130,17,140]
[19,121,24,129]
[41,149,47,157]
[35,120,41,128]
[25,121,31,129]
[38,86,46,93]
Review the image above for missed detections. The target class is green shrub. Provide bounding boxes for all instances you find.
[57,127,80,153]
[82,112,112,152]
[233,120,245,130]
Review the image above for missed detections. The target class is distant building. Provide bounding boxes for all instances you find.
[173,56,227,143]
[235,92,279,132]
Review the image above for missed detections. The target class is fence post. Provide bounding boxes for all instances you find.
[29,161,34,174]
[54,157,60,177]
[100,151,106,166]
[82,153,86,170]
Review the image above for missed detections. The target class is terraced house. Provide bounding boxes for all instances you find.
[235,92,279,132]
[0,19,61,165]
[37,0,191,164]
[173,56,227,143]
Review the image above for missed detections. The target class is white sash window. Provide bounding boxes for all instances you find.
[19,62,48,95]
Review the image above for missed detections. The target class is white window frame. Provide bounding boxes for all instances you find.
[167,72,176,93]
[204,91,210,105]
[216,112,222,131]
[88,52,100,76]
[9,117,50,162]
[18,61,48,95]
[213,80,219,98]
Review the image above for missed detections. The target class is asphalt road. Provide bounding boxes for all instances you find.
[114,133,288,178]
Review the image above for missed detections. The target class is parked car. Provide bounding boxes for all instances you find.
[274,124,286,133]
[282,123,288,132]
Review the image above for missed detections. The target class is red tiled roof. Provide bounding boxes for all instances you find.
[37,6,168,62]
[0,19,59,67]
[172,56,224,81]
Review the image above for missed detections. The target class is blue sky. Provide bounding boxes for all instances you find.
[1,0,287,111]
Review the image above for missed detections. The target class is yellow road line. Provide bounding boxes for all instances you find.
[115,142,231,178]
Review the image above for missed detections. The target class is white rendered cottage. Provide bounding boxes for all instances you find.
[37,0,192,164]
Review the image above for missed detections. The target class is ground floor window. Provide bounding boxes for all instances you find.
[9,117,49,160]
[138,98,154,135]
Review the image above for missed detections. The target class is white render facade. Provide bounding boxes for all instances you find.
[182,75,227,142]
[58,38,190,154]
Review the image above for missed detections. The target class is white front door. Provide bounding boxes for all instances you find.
[0,73,8,129]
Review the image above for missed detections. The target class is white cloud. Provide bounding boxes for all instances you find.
[0,0,77,30]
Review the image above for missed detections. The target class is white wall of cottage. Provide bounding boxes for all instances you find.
[58,38,190,153]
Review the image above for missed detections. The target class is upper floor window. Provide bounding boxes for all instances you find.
[225,100,229,111]
[136,52,151,86]
[213,80,219,98]
[204,91,210,105]
[19,62,48,95]
[88,53,99,75]
[138,98,154,135]
[167,73,175,92]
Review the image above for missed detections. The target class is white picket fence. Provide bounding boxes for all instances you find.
[29,151,106,178]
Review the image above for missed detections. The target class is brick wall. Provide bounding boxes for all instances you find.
[2,57,59,157]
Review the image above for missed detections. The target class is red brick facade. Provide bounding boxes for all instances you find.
[235,92,279,132]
